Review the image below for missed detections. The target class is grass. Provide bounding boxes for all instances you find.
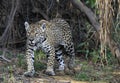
[74,72,90,81]
[16,50,46,71]
[0,50,46,82]
[0,49,119,83]
[1,65,16,83]
[34,50,46,71]
[73,60,117,82]
[17,54,26,68]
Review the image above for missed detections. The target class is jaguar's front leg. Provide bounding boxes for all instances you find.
[42,40,55,76]
[24,45,35,77]
[45,46,56,76]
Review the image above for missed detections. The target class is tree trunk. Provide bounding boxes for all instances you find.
[71,0,120,62]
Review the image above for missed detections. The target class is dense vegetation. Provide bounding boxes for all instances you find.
[0,0,120,82]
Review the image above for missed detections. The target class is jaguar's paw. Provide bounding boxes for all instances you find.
[58,65,65,71]
[45,69,55,76]
[68,61,75,70]
[24,70,35,77]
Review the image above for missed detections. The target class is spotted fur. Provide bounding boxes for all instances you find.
[24,18,75,77]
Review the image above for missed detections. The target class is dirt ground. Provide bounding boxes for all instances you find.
[0,59,120,83]
[0,49,120,83]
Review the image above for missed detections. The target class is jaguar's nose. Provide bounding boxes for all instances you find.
[29,38,35,44]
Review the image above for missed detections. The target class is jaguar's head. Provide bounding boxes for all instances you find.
[24,20,49,44]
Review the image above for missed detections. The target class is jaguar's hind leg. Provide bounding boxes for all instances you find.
[55,49,65,70]
[64,42,75,69]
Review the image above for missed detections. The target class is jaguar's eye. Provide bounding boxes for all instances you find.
[35,33,38,36]
[27,32,30,36]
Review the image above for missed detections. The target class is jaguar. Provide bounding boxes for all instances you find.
[24,18,75,77]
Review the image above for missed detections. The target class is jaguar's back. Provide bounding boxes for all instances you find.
[45,18,73,47]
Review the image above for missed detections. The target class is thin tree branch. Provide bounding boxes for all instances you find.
[0,0,19,45]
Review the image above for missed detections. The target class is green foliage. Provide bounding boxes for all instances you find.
[76,21,96,60]
[85,0,96,8]
[34,50,46,61]
[34,50,46,71]
[17,54,26,68]
[77,41,117,65]
[0,50,2,55]
[90,47,118,65]
[16,50,46,71]
[74,61,114,81]
[77,41,90,60]
[74,72,89,81]
[90,49,100,64]
[76,20,117,64]
[4,66,16,83]
[34,61,46,71]
[3,74,7,83]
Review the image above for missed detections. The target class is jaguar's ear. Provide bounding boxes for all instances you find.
[41,23,46,32]
[24,21,30,31]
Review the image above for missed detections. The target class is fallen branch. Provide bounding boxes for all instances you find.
[0,49,11,62]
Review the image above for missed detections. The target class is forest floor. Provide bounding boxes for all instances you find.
[0,49,120,83]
